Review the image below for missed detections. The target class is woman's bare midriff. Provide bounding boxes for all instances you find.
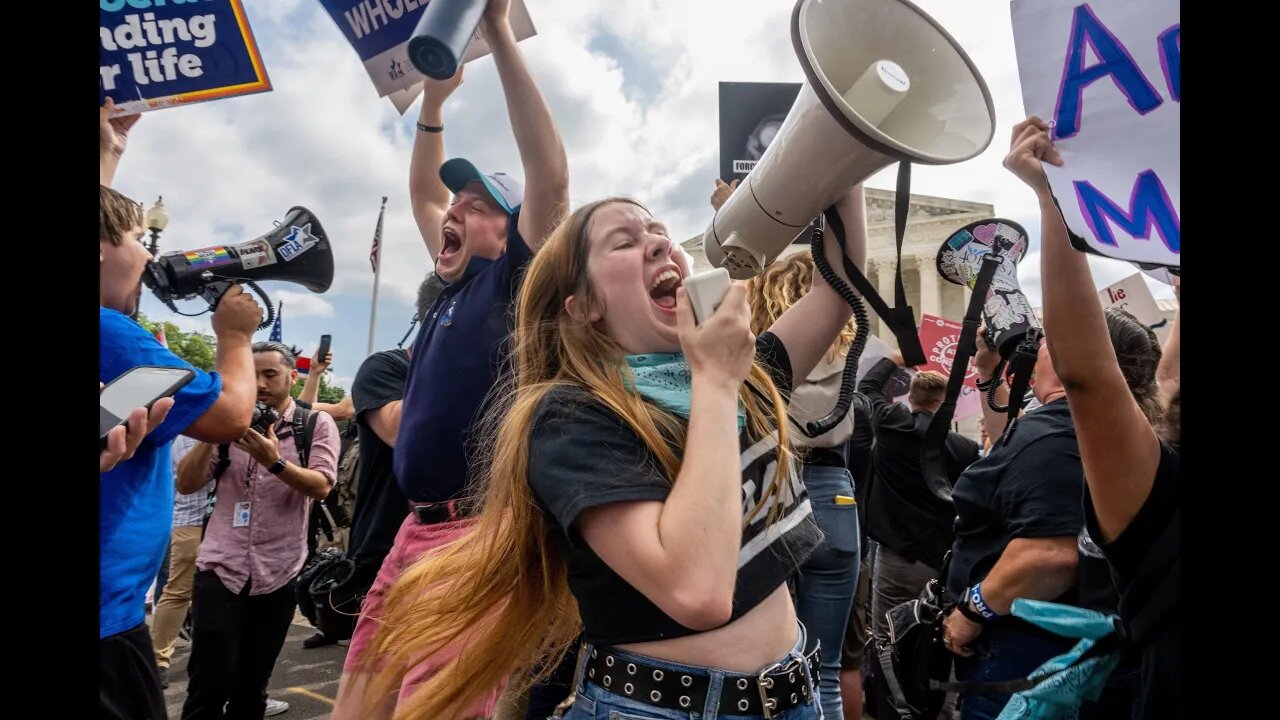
[615,585,799,674]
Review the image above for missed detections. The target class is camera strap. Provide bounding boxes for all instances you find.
[207,405,319,509]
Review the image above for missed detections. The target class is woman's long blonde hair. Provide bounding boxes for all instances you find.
[747,252,856,363]
[361,198,796,718]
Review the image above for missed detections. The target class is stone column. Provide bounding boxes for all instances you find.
[918,254,940,320]
[875,258,897,344]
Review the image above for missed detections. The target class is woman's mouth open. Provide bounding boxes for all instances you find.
[649,269,682,311]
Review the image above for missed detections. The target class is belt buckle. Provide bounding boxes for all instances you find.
[755,660,788,720]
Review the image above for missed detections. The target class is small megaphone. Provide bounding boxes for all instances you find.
[937,218,1043,418]
[936,218,1039,360]
[408,0,487,80]
[143,207,334,329]
[703,0,996,279]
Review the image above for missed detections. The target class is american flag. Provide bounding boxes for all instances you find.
[269,301,284,342]
[370,196,388,273]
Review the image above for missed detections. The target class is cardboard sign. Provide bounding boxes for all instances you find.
[320,0,536,113]
[717,82,802,183]
[99,0,272,115]
[1012,0,1180,268]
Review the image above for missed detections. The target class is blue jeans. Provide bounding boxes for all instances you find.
[565,629,821,720]
[954,621,1075,720]
[792,466,860,720]
[526,641,580,719]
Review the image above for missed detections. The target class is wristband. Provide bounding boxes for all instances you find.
[969,583,1000,622]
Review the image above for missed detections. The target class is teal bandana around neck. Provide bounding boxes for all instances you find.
[624,352,746,430]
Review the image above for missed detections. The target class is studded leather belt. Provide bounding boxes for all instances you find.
[581,643,821,718]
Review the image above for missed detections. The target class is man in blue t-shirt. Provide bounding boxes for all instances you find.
[330,2,569,717]
[99,105,263,720]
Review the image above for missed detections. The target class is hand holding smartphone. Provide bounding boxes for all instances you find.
[99,366,195,446]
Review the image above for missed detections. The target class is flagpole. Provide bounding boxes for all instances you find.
[367,196,388,357]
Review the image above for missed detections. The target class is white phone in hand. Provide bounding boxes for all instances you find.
[683,268,732,325]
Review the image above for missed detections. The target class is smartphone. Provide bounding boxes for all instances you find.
[316,334,332,363]
[683,268,732,325]
[99,366,196,446]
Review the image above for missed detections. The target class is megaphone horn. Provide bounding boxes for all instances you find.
[704,0,996,278]
[407,0,486,80]
[143,206,335,328]
[936,218,1038,360]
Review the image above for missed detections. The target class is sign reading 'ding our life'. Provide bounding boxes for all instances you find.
[99,0,272,115]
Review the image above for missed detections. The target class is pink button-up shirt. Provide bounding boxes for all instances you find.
[196,400,339,595]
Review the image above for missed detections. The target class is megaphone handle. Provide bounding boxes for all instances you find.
[200,278,276,331]
[199,280,234,311]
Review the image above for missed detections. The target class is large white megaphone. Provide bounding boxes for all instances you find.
[704,0,997,279]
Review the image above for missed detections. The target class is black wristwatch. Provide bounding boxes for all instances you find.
[267,458,288,475]
[956,600,989,625]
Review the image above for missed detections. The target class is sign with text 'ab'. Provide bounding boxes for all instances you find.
[99,0,272,115]
[1012,0,1180,269]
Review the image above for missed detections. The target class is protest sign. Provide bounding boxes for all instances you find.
[918,314,982,421]
[320,0,535,113]
[99,0,272,115]
[718,82,802,183]
[1012,0,1180,268]
[1099,272,1172,343]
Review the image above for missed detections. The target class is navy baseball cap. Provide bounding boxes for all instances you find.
[439,158,523,215]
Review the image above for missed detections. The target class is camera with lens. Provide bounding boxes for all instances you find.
[250,401,280,435]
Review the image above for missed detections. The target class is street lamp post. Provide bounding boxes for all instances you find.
[145,196,169,257]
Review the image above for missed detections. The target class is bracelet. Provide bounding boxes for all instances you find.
[416,122,443,133]
[969,584,1000,622]
[956,600,989,625]
[976,375,1003,392]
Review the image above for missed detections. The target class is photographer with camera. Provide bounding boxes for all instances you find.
[100,103,264,720]
[175,342,339,720]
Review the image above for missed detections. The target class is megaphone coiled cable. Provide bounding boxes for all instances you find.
[800,208,871,438]
[984,357,1010,412]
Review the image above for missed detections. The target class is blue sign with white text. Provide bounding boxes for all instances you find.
[318,0,430,61]
[99,0,272,115]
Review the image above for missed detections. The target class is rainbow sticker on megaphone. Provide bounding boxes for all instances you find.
[183,247,235,270]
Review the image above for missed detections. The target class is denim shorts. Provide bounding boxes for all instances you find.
[564,626,823,720]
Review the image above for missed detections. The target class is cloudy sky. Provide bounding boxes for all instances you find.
[113,0,1174,391]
